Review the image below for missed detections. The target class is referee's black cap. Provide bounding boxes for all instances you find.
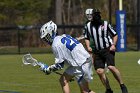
[92,8,100,14]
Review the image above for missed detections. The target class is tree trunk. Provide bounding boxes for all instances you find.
[56,0,62,24]
[55,0,63,34]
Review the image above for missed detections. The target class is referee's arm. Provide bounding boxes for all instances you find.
[112,35,118,46]
[110,35,118,51]
[107,23,118,51]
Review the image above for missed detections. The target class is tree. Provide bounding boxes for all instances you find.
[0,0,52,26]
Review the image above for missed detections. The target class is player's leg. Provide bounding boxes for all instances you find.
[106,51,128,93]
[59,72,74,93]
[78,57,95,93]
[108,66,128,93]
[78,80,95,93]
[94,54,113,93]
[96,68,113,93]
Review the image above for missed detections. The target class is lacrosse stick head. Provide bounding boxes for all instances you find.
[22,53,38,66]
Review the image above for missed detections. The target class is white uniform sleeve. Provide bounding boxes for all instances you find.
[52,46,64,64]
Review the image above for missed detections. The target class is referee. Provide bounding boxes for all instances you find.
[84,8,128,93]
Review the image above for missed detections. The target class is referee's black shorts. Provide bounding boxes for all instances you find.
[93,48,115,70]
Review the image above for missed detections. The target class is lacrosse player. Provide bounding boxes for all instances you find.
[39,21,95,93]
[84,8,95,54]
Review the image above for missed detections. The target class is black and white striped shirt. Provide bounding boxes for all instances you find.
[84,21,117,50]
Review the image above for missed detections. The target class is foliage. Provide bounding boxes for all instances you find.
[0,0,52,26]
[0,0,136,26]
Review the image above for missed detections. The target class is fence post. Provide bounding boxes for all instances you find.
[17,28,20,54]
[137,0,140,51]
[17,26,25,54]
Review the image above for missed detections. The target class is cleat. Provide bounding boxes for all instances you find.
[105,90,113,93]
[121,85,128,93]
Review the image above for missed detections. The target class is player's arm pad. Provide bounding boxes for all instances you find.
[50,62,64,72]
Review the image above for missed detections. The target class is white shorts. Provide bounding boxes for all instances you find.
[64,57,93,83]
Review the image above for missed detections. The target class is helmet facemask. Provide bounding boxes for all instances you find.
[86,14,93,21]
[42,30,56,45]
[42,33,52,44]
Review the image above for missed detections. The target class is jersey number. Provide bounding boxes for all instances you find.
[61,35,79,51]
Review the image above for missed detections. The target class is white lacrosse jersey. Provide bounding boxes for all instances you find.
[52,34,90,66]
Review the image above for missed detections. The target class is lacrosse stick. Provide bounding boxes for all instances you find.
[22,53,74,82]
[22,53,39,66]
[22,53,62,74]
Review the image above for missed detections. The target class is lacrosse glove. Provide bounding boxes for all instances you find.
[38,62,51,75]
[49,63,64,72]
[38,62,64,75]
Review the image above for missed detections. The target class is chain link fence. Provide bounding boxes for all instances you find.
[0,26,83,54]
[0,25,139,54]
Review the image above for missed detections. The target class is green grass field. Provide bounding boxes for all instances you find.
[0,51,140,93]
